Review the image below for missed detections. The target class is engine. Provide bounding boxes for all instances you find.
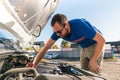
[0,51,34,74]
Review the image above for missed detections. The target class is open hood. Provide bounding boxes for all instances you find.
[0,0,59,48]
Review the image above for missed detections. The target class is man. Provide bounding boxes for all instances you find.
[33,13,105,74]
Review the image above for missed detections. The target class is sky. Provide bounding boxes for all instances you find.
[36,0,120,46]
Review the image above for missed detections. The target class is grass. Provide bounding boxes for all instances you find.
[104,56,118,62]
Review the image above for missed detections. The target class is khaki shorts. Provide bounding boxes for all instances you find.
[80,44,104,70]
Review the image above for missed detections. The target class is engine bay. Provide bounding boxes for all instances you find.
[0,50,107,80]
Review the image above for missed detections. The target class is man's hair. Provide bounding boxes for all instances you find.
[51,14,67,27]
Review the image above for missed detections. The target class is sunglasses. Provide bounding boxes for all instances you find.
[55,23,66,34]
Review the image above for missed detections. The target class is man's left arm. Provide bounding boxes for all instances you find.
[89,32,105,73]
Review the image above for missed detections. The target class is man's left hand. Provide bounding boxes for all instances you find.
[89,59,101,74]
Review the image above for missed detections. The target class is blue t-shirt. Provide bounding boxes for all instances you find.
[51,18,100,48]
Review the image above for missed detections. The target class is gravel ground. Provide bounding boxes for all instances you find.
[101,58,120,80]
[58,56,120,80]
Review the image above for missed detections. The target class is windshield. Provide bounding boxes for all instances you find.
[0,29,21,50]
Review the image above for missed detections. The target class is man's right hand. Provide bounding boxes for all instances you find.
[27,63,34,68]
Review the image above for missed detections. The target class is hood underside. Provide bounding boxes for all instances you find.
[0,0,59,48]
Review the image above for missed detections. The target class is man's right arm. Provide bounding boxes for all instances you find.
[33,38,56,68]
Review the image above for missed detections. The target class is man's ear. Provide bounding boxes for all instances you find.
[66,22,69,29]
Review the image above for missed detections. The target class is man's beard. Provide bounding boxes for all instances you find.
[63,28,71,38]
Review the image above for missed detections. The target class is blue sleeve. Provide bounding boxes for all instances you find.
[78,19,96,39]
[51,32,60,41]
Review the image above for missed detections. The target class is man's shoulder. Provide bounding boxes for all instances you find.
[69,18,86,21]
[69,18,82,22]
[69,18,87,24]
[69,18,85,28]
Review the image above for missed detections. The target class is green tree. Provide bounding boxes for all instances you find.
[61,40,71,48]
[52,45,59,49]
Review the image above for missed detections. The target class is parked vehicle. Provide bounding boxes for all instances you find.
[44,53,59,59]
